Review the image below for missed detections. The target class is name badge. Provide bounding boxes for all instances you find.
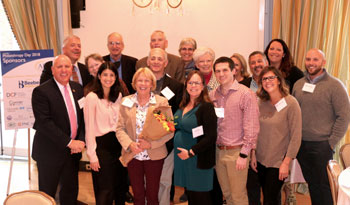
[275,98,287,112]
[192,125,204,138]
[302,83,316,93]
[122,98,134,108]
[161,87,175,100]
[78,97,85,109]
[214,108,224,118]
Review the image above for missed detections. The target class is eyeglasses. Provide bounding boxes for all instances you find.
[188,81,202,86]
[262,76,278,82]
[108,41,122,46]
[180,48,194,52]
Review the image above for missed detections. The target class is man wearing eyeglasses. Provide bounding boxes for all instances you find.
[210,57,259,205]
[147,47,183,205]
[103,32,138,94]
[136,30,185,83]
[178,37,197,79]
[292,48,350,205]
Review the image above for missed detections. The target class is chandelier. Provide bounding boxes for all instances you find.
[132,0,183,14]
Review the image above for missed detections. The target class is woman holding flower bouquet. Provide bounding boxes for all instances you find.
[84,62,127,204]
[116,67,174,205]
[174,70,218,205]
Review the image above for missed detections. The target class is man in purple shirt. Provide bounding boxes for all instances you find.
[210,57,259,205]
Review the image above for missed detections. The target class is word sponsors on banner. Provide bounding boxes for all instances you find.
[0,50,54,130]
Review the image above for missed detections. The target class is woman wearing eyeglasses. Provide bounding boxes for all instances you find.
[174,70,217,205]
[179,38,197,79]
[250,66,302,205]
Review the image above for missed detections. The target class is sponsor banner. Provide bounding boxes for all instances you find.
[1,50,54,130]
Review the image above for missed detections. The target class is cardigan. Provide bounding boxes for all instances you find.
[192,102,218,169]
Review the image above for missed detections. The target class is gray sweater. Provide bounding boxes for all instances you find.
[292,71,350,148]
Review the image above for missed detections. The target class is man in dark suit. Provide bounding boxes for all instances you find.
[32,55,85,205]
[40,35,92,87]
[147,48,183,205]
[103,32,138,94]
[136,30,185,83]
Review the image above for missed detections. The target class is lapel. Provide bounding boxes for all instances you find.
[51,79,71,125]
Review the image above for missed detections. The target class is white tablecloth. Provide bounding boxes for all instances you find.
[338,167,350,205]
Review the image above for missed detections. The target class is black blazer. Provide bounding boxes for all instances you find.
[32,79,85,165]
[160,75,184,153]
[40,61,92,87]
[103,54,138,94]
[239,77,252,88]
[193,102,218,169]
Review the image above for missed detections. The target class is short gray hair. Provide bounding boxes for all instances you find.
[193,47,215,63]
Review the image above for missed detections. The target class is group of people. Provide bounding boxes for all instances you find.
[31,30,350,205]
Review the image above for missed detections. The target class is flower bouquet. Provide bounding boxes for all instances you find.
[139,105,175,140]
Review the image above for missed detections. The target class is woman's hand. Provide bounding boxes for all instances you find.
[90,161,100,172]
[139,139,151,150]
[177,147,191,160]
[129,142,142,154]
[250,151,258,173]
[279,157,291,181]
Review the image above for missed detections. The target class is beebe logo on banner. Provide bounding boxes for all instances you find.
[0,50,54,130]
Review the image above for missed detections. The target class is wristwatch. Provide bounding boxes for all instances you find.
[188,150,194,158]
[239,153,248,158]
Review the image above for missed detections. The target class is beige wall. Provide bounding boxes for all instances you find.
[73,0,265,63]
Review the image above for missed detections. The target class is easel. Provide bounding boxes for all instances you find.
[6,128,31,195]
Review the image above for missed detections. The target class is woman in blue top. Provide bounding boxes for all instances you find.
[174,70,218,205]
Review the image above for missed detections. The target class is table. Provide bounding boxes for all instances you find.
[338,167,350,205]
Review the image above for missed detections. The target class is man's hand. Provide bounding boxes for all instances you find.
[68,140,85,154]
[236,156,247,170]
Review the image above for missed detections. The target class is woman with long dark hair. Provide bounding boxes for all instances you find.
[174,70,218,205]
[84,62,127,205]
[264,39,304,92]
[251,66,302,205]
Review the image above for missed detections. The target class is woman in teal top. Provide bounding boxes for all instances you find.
[174,70,217,205]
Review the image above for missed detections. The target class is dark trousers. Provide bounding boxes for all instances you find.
[297,140,333,205]
[127,158,164,205]
[247,167,261,205]
[37,154,80,205]
[257,162,284,205]
[92,132,127,205]
[187,190,213,205]
[210,169,223,205]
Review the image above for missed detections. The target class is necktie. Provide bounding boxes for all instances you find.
[64,85,77,139]
[72,66,79,83]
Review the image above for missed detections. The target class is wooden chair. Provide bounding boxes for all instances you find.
[4,190,56,205]
[340,143,350,168]
[327,160,342,205]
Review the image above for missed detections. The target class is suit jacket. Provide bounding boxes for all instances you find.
[159,75,184,153]
[103,54,138,94]
[116,94,174,167]
[160,75,184,114]
[136,53,185,83]
[32,79,85,165]
[239,77,252,88]
[40,61,92,87]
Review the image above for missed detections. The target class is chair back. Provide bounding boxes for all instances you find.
[340,143,350,168]
[327,160,342,205]
[4,190,56,205]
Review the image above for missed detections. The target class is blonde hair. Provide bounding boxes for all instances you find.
[132,67,157,91]
[231,53,249,78]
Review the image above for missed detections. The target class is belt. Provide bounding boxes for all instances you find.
[217,145,241,150]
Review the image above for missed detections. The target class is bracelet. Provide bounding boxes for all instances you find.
[239,153,248,158]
